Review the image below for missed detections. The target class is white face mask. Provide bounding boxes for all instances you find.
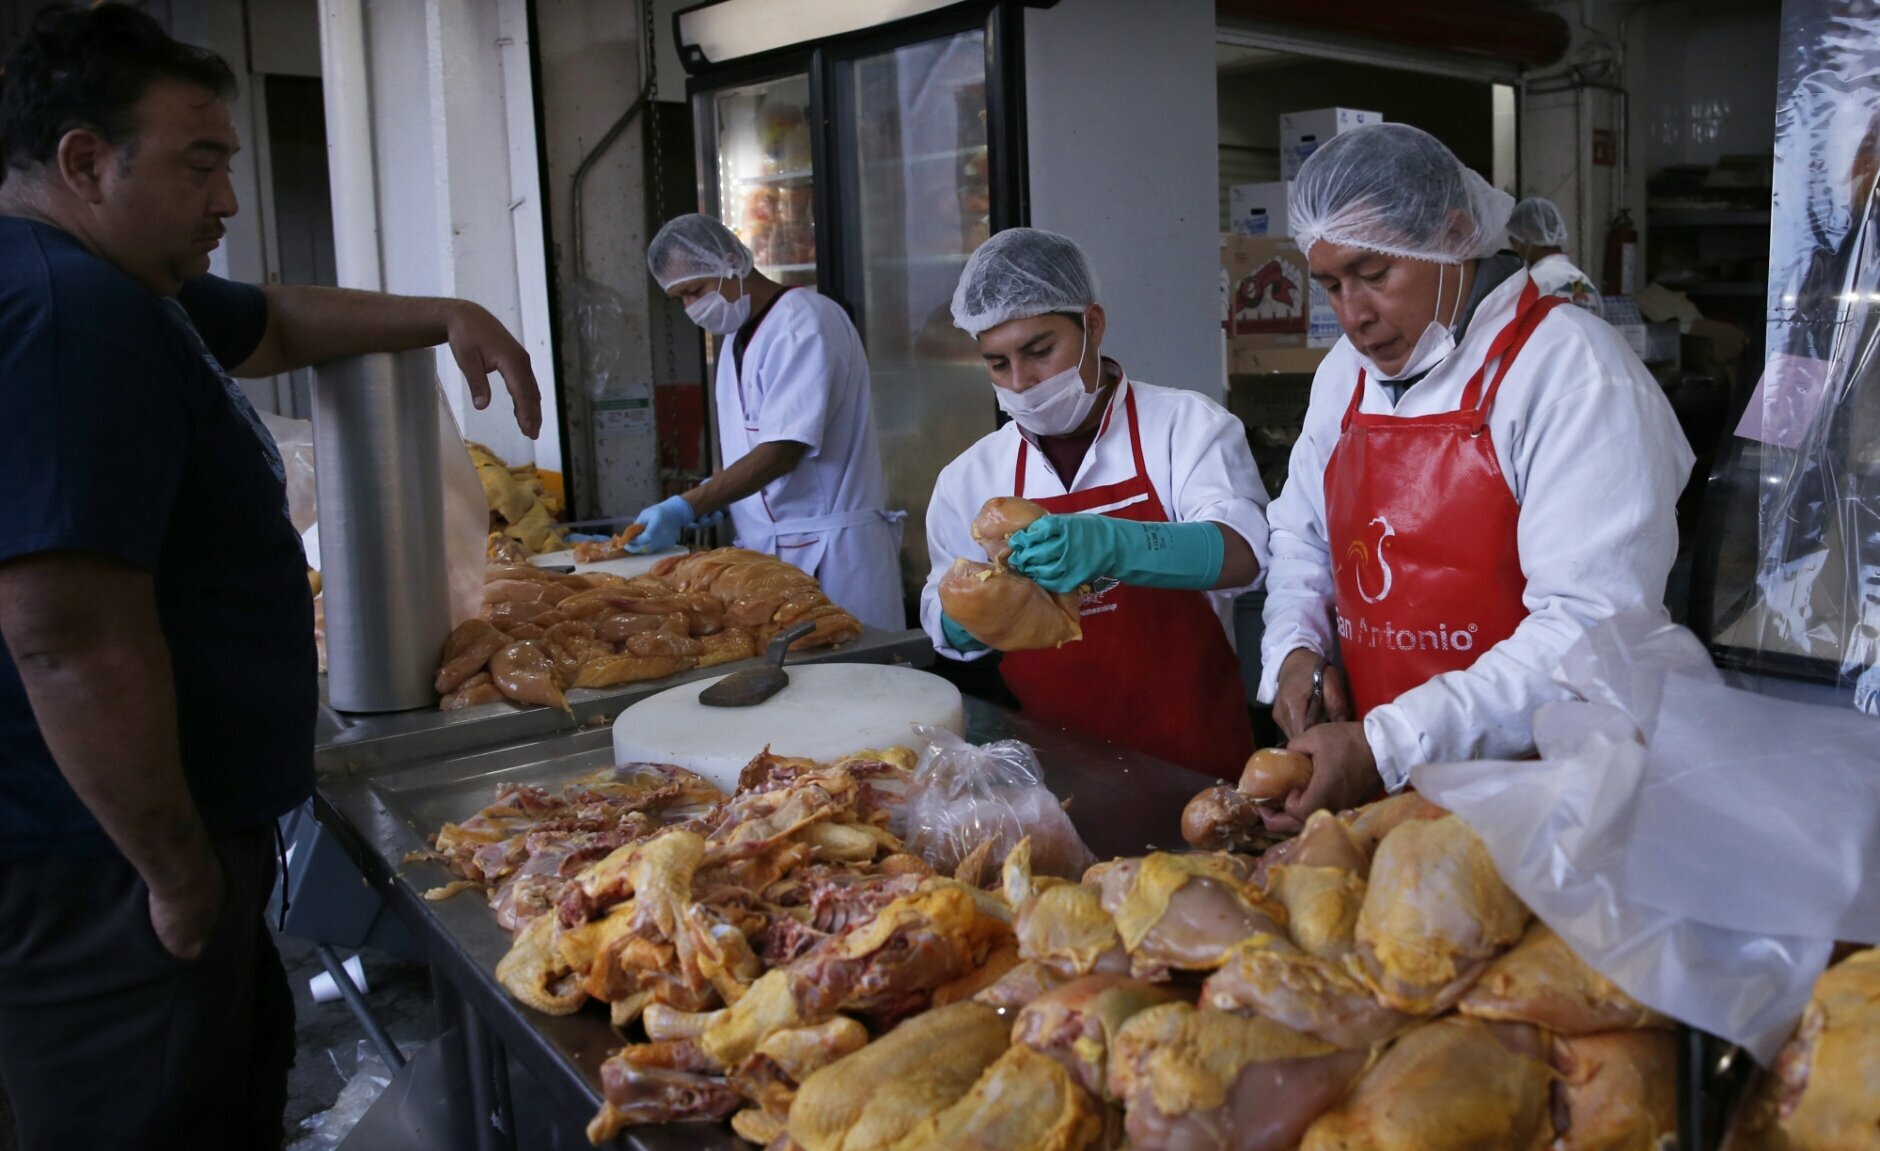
[685,276,751,334]
[995,323,1104,436]
[1362,261,1465,382]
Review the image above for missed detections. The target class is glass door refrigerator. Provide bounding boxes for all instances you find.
[680,1,1031,597]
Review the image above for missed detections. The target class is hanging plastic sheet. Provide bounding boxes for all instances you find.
[1412,612,1880,1064]
[1720,0,1880,706]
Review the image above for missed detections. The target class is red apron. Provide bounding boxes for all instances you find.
[1000,385,1255,779]
[1325,279,1566,716]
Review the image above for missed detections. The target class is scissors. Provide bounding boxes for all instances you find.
[1278,655,1330,748]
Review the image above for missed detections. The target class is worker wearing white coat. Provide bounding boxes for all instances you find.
[635,214,903,631]
[921,229,1271,779]
[1507,196,1605,317]
[1259,125,1693,829]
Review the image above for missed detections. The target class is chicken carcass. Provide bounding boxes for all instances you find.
[1089,854,1286,977]
[439,671,506,710]
[1550,1030,1677,1151]
[699,880,1009,1070]
[1340,792,1447,861]
[938,557,1083,652]
[1011,973,1188,1102]
[1459,923,1668,1034]
[786,1001,1011,1151]
[1722,947,1880,1151]
[1107,1002,1371,1151]
[1299,1016,1553,1151]
[1201,935,1412,1051]
[1352,815,1529,1014]
[894,1043,1108,1151]
[1014,882,1131,980]
[971,496,1051,565]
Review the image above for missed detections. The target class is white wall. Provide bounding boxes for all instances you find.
[1025,0,1221,397]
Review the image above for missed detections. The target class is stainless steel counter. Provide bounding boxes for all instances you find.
[313,685,1222,1149]
[316,626,935,774]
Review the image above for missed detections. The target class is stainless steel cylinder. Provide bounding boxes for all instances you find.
[313,350,451,712]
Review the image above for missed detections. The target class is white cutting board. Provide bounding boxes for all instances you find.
[528,546,686,580]
[613,663,963,794]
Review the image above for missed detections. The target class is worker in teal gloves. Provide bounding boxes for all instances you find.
[919,228,1272,779]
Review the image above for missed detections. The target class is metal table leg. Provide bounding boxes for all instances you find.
[461,999,518,1151]
[315,944,407,1071]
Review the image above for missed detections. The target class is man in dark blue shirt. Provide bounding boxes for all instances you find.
[0,7,541,1147]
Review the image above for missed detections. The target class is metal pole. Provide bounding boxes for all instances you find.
[315,945,406,1071]
[313,350,451,712]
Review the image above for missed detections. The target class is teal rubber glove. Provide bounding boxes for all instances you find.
[626,495,695,553]
[1006,514,1224,594]
[940,613,988,653]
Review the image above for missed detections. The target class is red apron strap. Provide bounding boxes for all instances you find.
[1341,370,1368,432]
[1014,439,1030,496]
[1458,278,1540,411]
[1122,384,1148,479]
[1474,294,1568,432]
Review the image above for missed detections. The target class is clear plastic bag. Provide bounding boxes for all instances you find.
[1724,0,1880,700]
[900,725,1096,882]
[1412,612,1880,1063]
[284,1039,422,1151]
[258,411,318,536]
[569,278,634,402]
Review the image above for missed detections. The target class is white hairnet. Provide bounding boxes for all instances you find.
[1288,124,1516,265]
[1507,197,1571,248]
[950,227,1099,337]
[646,213,754,290]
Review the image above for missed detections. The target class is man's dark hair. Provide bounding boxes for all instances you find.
[0,3,236,176]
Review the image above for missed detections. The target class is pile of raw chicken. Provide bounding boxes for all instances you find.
[423,734,1880,1151]
[472,440,570,561]
[432,549,862,711]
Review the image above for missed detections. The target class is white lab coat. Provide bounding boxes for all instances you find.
[920,371,1272,659]
[717,289,903,631]
[1260,269,1694,789]
[1529,252,1605,317]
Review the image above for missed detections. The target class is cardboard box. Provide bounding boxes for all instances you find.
[1228,344,1327,377]
[1280,107,1382,179]
[1221,234,1309,347]
[1229,181,1292,237]
[1306,280,1341,348]
[1682,318,1747,383]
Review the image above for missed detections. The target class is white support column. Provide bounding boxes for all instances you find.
[496,0,562,477]
[422,0,535,465]
[319,0,384,292]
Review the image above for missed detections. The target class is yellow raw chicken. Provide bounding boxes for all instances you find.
[787,1001,1010,1151]
[1352,816,1529,1014]
[1722,948,1880,1151]
[1300,1016,1553,1151]
[1108,1002,1371,1151]
[894,1044,1107,1151]
[1551,1029,1678,1151]
[1459,923,1669,1034]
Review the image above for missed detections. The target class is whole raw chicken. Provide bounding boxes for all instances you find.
[1300,1016,1553,1151]
[1107,1002,1371,1151]
[1352,815,1530,1014]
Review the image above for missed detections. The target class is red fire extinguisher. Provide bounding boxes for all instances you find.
[1603,208,1638,297]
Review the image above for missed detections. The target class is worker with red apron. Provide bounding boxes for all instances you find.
[1259,125,1693,827]
[921,228,1273,780]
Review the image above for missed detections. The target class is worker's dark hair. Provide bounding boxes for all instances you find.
[1055,310,1086,330]
[0,3,236,177]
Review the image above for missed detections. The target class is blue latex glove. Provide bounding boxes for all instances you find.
[626,495,695,553]
[940,613,988,654]
[1006,514,1225,594]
